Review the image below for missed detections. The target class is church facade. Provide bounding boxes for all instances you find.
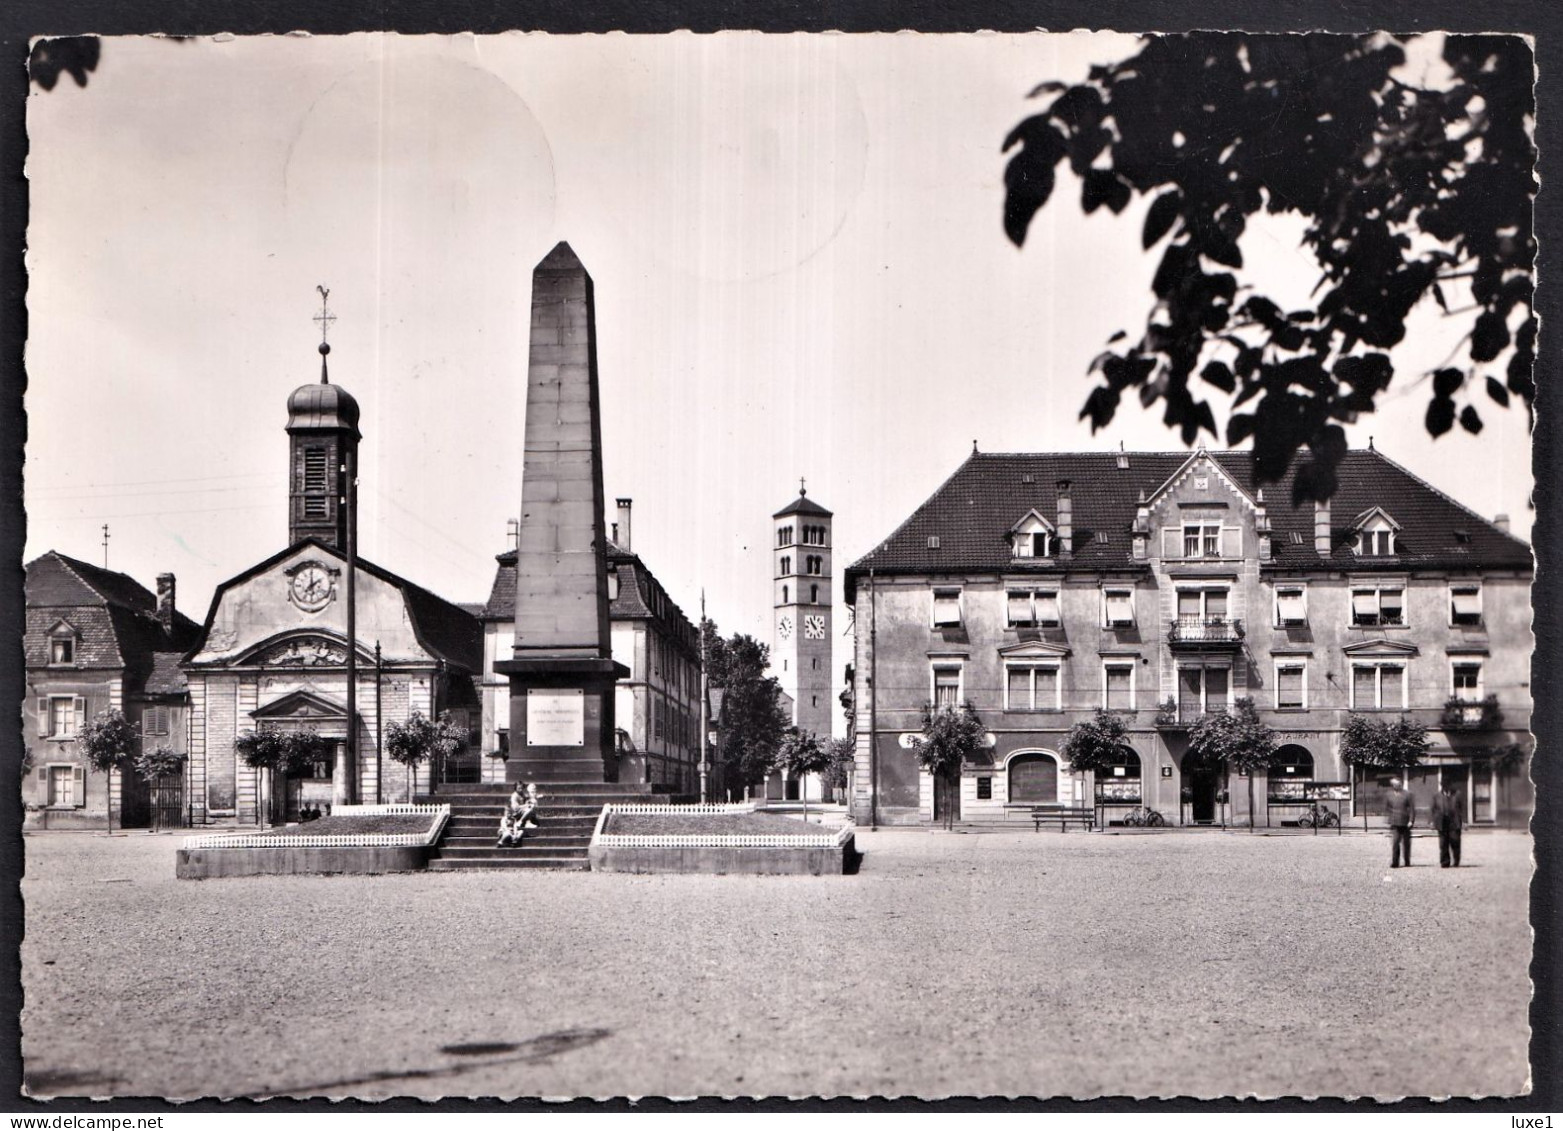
[180,356,480,824]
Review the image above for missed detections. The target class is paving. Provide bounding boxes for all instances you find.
[19,826,1532,1100]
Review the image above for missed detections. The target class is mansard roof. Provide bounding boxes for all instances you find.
[844,448,1531,600]
[24,551,201,678]
[188,539,480,673]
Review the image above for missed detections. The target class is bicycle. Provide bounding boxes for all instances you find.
[1296,803,1340,829]
[1121,805,1166,828]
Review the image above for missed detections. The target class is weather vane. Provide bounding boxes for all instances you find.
[313,284,335,347]
[313,285,335,383]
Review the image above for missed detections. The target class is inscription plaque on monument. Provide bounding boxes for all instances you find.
[526,688,585,746]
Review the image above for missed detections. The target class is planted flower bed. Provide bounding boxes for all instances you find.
[589,803,854,875]
[176,804,448,879]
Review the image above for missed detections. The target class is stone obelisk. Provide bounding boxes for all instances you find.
[495,242,626,783]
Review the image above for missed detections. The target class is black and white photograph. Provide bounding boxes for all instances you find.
[9,22,1550,1104]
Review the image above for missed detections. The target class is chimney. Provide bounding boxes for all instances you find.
[611,521,620,544]
[156,573,176,631]
[1494,513,1511,534]
[615,498,633,552]
[1056,480,1072,555]
[1314,499,1332,556]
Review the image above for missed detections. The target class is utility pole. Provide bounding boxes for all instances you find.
[374,641,383,805]
[698,591,709,804]
[101,524,110,569]
[869,568,878,831]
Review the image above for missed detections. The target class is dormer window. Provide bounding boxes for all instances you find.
[606,567,620,601]
[1352,508,1400,556]
[46,623,78,666]
[1010,510,1055,559]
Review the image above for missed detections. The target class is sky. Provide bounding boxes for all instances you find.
[23,32,1535,728]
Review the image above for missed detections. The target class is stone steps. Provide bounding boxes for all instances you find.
[419,778,655,871]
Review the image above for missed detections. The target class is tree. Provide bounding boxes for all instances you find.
[237,729,330,824]
[1339,713,1431,774]
[822,736,856,803]
[385,711,468,800]
[132,743,186,784]
[1003,33,1535,501]
[1186,698,1278,829]
[77,708,137,835]
[776,728,833,821]
[702,619,788,797]
[913,702,985,829]
[1059,708,1132,774]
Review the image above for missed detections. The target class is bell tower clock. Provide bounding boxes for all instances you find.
[772,481,833,742]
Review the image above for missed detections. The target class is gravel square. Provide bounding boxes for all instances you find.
[20,827,1532,1099]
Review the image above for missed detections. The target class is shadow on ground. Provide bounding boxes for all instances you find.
[234,1027,612,1098]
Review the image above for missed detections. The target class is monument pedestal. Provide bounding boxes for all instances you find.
[497,656,629,783]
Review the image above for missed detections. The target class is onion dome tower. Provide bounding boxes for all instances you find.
[286,289,360,550]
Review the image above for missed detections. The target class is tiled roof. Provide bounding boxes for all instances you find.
[774,492,833,519]
[24,552,203,678]
[144,652,189,696]
[189,540,482,674]
[845,448,1531,599]
[482,544,688,627]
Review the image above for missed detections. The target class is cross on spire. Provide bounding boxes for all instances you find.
[314,284,335,383]
[799,477,807,496]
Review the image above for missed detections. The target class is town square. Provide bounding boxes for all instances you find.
[11,26,1546,1106]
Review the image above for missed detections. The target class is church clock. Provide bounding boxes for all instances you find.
[288,562,337,614]
[778,615,793,640]
[804,614,825,640]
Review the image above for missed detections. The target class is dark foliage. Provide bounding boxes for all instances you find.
[702,619,788,788]
[29,37,101,90]
[1004,34,1535,501]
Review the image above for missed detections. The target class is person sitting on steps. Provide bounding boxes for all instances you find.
[497,782,540,847]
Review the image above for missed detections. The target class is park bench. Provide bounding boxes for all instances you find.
[1031,805,1096,832]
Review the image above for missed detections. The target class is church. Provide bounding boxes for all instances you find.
[180,341,481,824]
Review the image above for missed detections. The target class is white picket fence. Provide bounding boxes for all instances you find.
[182,804,449,850]
[591,802,854,849]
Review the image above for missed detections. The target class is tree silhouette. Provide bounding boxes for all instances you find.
[1003,33,1535,501]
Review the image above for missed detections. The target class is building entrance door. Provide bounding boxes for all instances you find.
[1188,767,1220,823]
[933,773,961,824]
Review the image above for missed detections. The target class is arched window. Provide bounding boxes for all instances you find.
[780,556,791,576]
[1096,745,1142,803]
[810,584,819,603]
[782,585,789,604]
[1007,751,1059,804]
[1273,744,1314,779]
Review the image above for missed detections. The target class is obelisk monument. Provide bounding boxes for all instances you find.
[495,242,627,783]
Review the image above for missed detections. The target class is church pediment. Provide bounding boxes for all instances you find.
[251,688,347,721]
[1341,639,1420,658]
[235,631,375,668]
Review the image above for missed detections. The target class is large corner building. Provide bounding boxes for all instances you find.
[845,446,1533,828]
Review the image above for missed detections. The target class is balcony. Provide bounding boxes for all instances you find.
[1167,615,1245,650]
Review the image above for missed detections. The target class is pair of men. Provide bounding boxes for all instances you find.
[497,782,540,847]
[1384,778,1464,868]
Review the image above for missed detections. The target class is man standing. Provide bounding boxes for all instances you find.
[1385,777,1415,868]
[1431,780,1464,868]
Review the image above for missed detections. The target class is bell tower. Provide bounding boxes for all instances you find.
[772,481,833,740]
[285,287,360,550]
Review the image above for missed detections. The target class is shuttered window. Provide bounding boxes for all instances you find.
[1452,662,1482,699]
[932,666,961,708]
[1034,591,1060,625]
[1104,589,1134,626]
[1351,587,1404,627]
[1104,664,1134,710]
[932,589,962,627]
[1006,665,1058,711]
[142,706,170,735]
[1352,663,1405,709]
[1276,664,1305,709]
[1007,590,1034,627]
[1450,585,1482,625]
[1275,587,1306,626]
